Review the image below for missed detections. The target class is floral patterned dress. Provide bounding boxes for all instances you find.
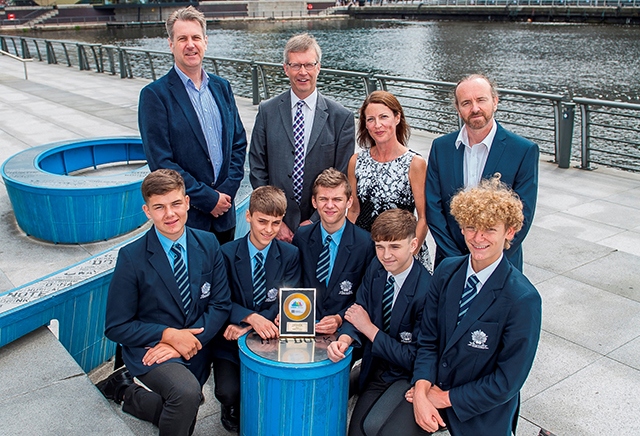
[354,149,432,272]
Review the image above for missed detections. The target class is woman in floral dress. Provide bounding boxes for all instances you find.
[347,91,432,272]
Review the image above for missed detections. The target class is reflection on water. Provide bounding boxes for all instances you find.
[33,19,640,102]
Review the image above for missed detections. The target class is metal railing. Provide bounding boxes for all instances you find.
[0,48,32,80]
[2,33,639,172]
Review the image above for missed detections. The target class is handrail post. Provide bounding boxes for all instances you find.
[251,64,260,105]
[77,44,87,71]
[146,52,156,81]
[363,75,377,94]
[580,103,591,170]
[61,42,71,67]
[118,48,126,78]
[556,101,575,169]
[34,40,43,61]
[21,38,30,59]
[46,40,57,64]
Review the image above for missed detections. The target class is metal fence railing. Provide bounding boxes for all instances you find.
[2,33,639,172]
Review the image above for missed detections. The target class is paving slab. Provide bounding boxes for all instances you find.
[522,330,601,402]
[564,250,640,302]
[598,230,640,257]
[0,327,135,436]
[536,275,640,355]
[521,357,640,436]
[533,211,625,243]
[523,226,614,275]
[564,199,640,231]
[607,336,640,371]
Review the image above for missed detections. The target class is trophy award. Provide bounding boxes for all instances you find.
[279,288,316,337]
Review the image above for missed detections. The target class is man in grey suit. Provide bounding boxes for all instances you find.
[249,33,355,242]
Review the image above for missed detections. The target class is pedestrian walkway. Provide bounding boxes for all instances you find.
[1,55,639,435]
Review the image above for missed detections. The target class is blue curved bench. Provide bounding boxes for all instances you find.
[1,137,149,244]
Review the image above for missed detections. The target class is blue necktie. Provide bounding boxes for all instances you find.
[382,275,395,333]
[292,100,305,204]
[316,235,332,284]
[253,252,267,308]
[171,243,191,314]
[457,274,480,325]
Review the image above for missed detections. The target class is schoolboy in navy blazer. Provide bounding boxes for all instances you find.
[212,186,301,432]
[139,7,247,241]
[410,177,542,436]
[328,209,431,436]
[292,168,375,335]
[426,75,538,271]
[101,169,231,435]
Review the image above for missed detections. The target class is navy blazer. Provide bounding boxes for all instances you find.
[139,67,247,232]
[105,227,232,386]
[249,90,355,231]
[341,259,431,391]
[213,234,301,364]
[426,122,538,271]
[413,255,542,436]
[292,220,375,320]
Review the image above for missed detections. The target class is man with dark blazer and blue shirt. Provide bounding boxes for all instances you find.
[409,176,542,436]
[426,74,538,271]
[139,6,247,245]
[327,209,432,436]
[292,168,375,335]
[249,33,355,243]
[97,169,231,436]
[213,186,301,433]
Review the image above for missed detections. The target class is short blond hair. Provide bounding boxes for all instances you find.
[450,175,524,249]
[283,33,322,64]
[166,6,206,41]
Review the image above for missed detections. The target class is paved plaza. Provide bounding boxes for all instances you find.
[1,56,639,435]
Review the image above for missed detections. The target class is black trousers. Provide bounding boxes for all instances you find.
[212,357,241,409]
[212,226,235,245]
[122,363,202,436]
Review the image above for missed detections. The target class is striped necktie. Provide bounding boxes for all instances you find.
[292,100,305,204]
[171,243,191,314]
[253,252,267,307]
[316,235,332,284]
[382,275,395,333]
[457,274,480,325]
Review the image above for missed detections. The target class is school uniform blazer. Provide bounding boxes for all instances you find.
[139,67,247,232]
[412,255,542,436]
[292,220,375,320]
[248,90,355,231]
[341,259,431,391]
[104,226,232,386]
[426,122,539,271]
[213,234,301,364]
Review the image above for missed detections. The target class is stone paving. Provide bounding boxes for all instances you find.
[1,56,640,435]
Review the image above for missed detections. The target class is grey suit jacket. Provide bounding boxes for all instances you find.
[249,90,355,231]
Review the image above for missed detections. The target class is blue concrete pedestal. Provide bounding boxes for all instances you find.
[238,333,352,436]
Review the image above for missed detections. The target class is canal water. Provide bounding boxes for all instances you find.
[32,19,640,102]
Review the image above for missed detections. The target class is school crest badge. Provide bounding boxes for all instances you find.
[468,329,489,350]
[338,280,353,295]
[200,282,211,299]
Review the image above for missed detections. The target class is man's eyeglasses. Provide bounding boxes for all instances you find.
[286,62,318,72]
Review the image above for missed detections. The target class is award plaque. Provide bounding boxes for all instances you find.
[279,288,316,337]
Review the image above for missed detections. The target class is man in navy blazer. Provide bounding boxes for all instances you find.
[410,177,542,436]
[249,33,355,242]
[139,7,247,244]
[328,209,431,436]
[292,168,375,335]
[99,170,231,435]
[426,74,538,271]
[212,186,301,432]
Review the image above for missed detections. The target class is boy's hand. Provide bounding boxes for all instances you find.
[143,342,180,365]
[224,324,252,340]
[161,327,203,360]
[316,315,342,334]
[345,304,379,341]
[245,313,279,339]
[327,334,353,362]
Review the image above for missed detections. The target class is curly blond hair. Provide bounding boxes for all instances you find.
[450,175,524,250]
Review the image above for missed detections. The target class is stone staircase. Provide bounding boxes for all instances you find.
[26,8,58,28]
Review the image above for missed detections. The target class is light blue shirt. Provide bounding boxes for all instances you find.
[247,237,272,276]
[466,252,503,295]
[319,220,347,285]
[155,228,189,271]
[174,65,223,181]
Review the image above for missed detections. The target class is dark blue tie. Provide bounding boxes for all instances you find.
[316,235,332,283]
[457,274,480,325]
[382,275,395,333]
[253,252,267,308]
[171,243,191,314]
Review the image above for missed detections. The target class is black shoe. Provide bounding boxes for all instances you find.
[220,404,240,433]
[96,367,135,405]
